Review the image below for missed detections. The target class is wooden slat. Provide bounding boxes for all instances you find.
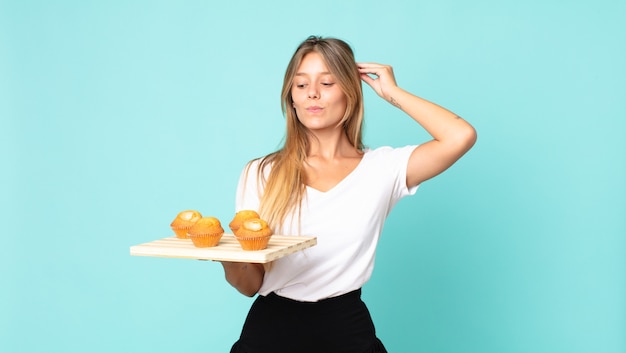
[130,234,317,263]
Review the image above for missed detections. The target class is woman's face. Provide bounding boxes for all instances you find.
[291,52,347,132]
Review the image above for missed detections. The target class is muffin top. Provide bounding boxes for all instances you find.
[229,210,260,231]
[170,210,202,228]
[188,216,224,235]
[237,218,273,238]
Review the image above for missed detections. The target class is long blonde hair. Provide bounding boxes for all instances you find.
[251,36,364,232]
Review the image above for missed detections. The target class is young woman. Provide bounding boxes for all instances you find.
[222,35,477,353]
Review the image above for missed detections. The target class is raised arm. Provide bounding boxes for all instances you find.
[220,261,265,297]
[359,63,477,188]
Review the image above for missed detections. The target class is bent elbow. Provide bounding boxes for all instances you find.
[464,125,478,150]
[225,273,260,297]
[451,124,477,154]
[240,288,259,297]
[223,262,263,297]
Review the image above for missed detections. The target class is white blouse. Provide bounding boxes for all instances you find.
[235,145,418,302]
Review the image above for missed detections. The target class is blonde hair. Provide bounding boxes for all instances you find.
[251,36,364,232]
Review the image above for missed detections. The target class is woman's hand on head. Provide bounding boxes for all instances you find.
[357,62,399,102]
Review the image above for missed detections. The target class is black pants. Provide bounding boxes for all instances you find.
[230,289,388,353]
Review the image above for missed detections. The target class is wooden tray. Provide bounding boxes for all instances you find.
[130,234,317,263]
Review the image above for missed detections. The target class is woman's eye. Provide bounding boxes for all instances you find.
[295,83,307,88]
[321,82,334,86]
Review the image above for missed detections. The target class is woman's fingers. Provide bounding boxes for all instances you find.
[357,62,398,98]
[358,63,385,80]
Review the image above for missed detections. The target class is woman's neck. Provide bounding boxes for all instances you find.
[306,130,359,160]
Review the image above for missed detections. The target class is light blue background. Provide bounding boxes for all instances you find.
[2,0,624,352]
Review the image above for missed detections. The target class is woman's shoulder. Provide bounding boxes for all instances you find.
[241,153,277,179]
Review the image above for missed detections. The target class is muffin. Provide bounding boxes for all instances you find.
[187,217,224,248]
[234,218,273,251]
[228,210,260,235]
[170,210,202,239]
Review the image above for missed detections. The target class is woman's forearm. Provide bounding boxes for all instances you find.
[386,85,476,147]
[358,62,476,151]
[221,262,265,297]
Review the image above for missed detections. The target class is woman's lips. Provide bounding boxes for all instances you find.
[306,106,323,113]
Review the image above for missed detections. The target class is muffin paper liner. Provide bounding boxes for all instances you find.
[188,232,224,248]
[234,235,272,251]
[171,225,193,239]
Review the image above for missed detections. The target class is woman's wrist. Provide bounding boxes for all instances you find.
[383,85,409,109]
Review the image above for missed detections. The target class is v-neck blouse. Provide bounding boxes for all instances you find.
[304,152,364,195]
[234,145,418,302]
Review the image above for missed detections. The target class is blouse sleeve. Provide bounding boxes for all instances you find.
[234,159,263,212]
[393,144,420,200]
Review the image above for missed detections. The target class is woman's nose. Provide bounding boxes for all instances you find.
[308,86,319,99]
